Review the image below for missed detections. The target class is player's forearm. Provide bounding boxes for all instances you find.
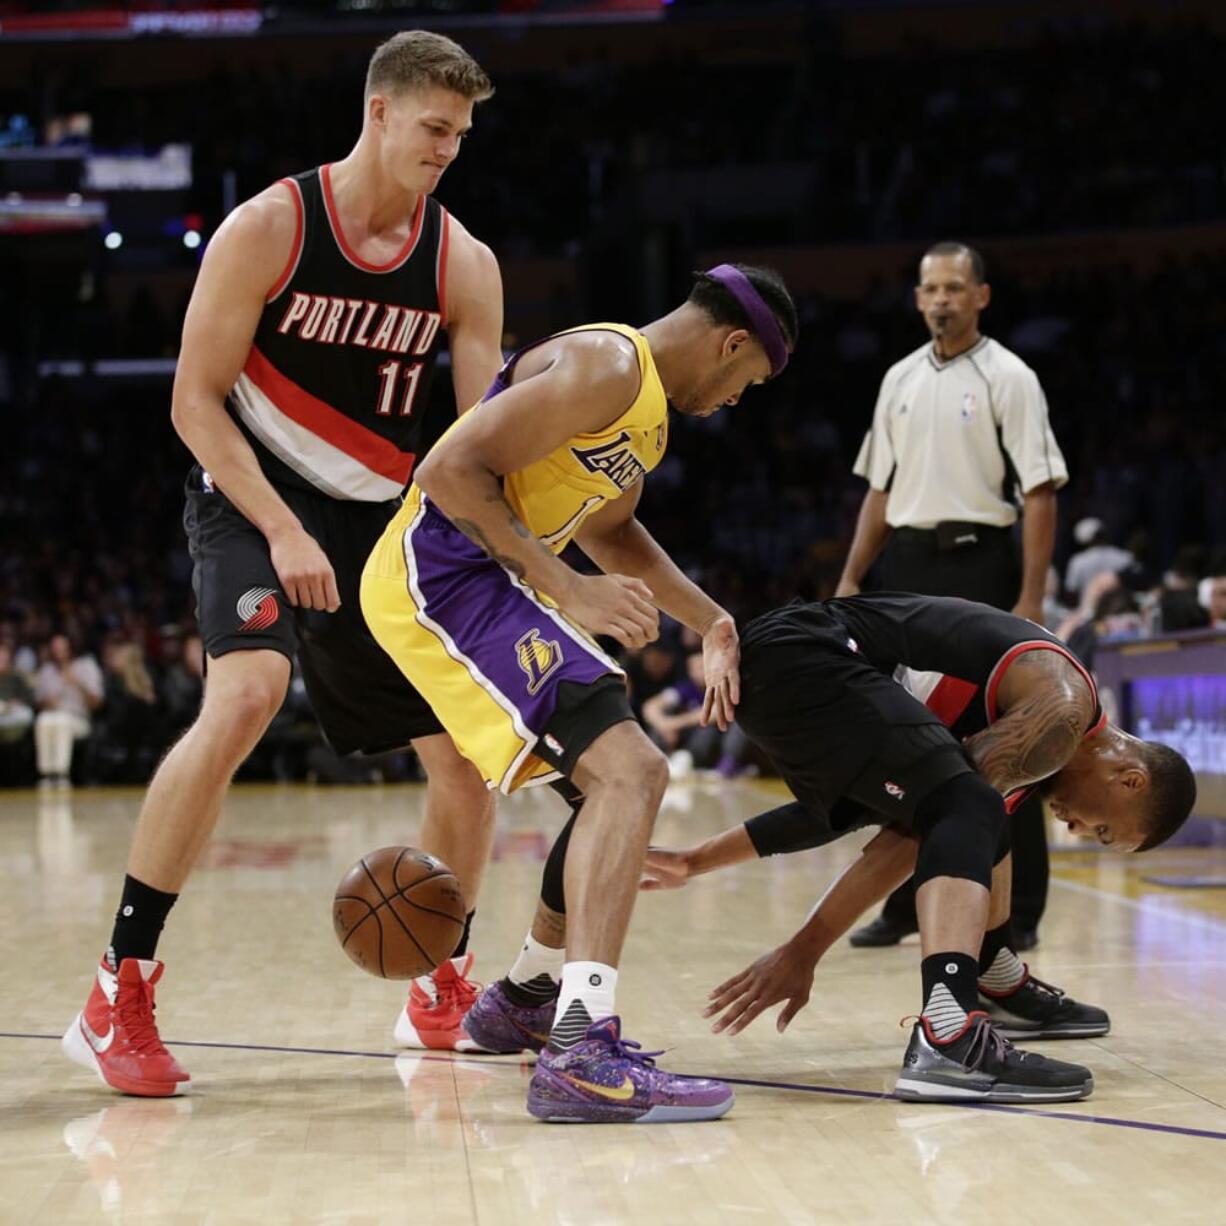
[580,518,727,634]
[171,396,304,541]
[791,826,918,956]
[1017,483,1057,606]
[838,488,891,588]
[685,824,759,877]
[414,454,579,603]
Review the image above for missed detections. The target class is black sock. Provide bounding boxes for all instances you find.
[502,974,558,1008]
[920,952,980,1041]
[451,910,476,959]
[977,920,1014,976]
[108,874,178,965]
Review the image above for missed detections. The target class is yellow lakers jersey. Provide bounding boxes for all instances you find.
[408,323,668,554]
[503,324,669,552]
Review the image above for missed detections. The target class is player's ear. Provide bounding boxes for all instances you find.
[722,328,751,361]
[977,282,991,311]
[367,92,388,129]
[1120,766,1147,793]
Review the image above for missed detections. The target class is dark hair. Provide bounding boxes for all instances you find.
[1157,589,1209,633]
[366,31,494,102]
[688,263,798,352]
[921,241,986,284]
[1135,741,1198,851]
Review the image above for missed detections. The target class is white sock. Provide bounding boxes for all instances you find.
[506,934,564,1001]
[922,982,969,1041]
[550,961,617,1050]
[978,947,1027,995]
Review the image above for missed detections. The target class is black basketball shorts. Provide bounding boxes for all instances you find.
[183,465,443,754]
[735,613,973,831]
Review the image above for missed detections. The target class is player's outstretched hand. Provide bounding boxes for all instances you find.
[705,940,818,1035]
[640,846,694,891]
[700,614,740,731]
[561,573,658,650]
[269,524,340,611]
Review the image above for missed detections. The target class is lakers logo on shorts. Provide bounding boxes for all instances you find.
[516,629,563,695]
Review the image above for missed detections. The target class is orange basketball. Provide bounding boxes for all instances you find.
[332,846,466,979]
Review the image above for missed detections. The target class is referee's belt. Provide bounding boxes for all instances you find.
[892,521,1011,551]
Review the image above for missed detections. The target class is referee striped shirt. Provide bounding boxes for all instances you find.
[853,337,1068,530]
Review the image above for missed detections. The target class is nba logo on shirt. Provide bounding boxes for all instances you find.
[884,781,906,800]
[961,392,977,421]
[516,629,563,695]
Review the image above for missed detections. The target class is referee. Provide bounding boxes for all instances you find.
[835,241,1067,950]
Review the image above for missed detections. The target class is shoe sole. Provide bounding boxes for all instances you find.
[528,1096,735,1124]
[990,1021,1111,1041]
[894,1075,1093,1104]
[393,1013,495,1054]
[62,1013,189,1098]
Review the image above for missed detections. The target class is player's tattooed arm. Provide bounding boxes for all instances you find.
[450,489,546,581]
[962,650,1096,795]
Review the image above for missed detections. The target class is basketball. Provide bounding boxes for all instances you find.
[332,846,466,979]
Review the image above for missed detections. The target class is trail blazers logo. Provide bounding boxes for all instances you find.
[237,587,280,631]
[516,629,563,695]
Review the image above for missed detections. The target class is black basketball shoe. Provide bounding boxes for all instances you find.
[979,972,1110,1040]
[894,1011,1093,1103]
[849,915,918,947]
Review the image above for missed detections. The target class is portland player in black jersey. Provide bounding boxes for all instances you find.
[63,32,506,1098]
[638,593,1196,1103]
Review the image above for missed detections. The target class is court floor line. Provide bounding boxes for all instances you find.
[6,1031,1226,1144]
[1050,876,1226,935]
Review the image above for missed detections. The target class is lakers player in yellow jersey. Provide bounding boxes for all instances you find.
[362,264,797,1122]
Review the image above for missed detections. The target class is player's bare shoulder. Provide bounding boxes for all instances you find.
[442,211,502,307]
[1007,648,1096,723]
[445,212,498,276]
[531,327,641,404]
[198,180,300,301]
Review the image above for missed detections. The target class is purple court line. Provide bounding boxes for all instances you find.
[7,1030,1226,1143]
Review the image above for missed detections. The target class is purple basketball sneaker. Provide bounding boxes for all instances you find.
[528,1017,734,1123]
[462,981,556,1055]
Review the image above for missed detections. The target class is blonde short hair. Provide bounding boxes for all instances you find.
[366,30,494,102]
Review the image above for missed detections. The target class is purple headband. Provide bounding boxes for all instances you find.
[705,263,789,377]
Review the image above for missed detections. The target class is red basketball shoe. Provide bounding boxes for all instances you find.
[393,953,493,1052]
[62,956,191,1097]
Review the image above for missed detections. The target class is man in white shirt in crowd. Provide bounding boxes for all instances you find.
[835,241,1067,950]
[1064,517,1136,600]
[33,633,104,784]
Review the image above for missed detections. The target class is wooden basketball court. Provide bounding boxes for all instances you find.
[4,779,1226,1223]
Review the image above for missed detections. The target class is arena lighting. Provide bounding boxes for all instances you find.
[103,230,122,250]
[183,229,201,249]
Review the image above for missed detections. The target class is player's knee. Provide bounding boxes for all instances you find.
[201,654,288,737]
[622,739,669,811]
[424,756,491,815]
[912,772,1006,892]
[583,728,667,808]
[416,736,490,804]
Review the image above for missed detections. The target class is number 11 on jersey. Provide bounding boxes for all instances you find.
[375,360,424,417]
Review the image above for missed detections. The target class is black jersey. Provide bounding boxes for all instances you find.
[226,165,450,501]
[742,592,1105,814]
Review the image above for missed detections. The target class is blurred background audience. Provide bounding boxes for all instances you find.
[1,0,1222,783]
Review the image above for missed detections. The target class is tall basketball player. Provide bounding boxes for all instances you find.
[63,31,505,1097]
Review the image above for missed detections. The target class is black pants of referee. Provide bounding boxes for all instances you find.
[874,523,1049,936]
